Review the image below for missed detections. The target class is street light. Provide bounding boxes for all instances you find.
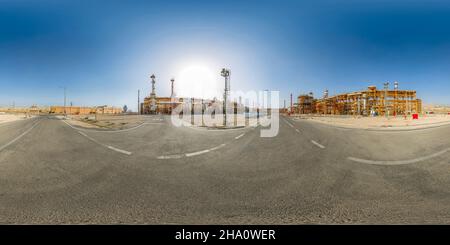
[59,86,67,118]
[384,82,389,118]
[221,68,231,126]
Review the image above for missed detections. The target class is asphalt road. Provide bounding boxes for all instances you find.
[0,115,449,224]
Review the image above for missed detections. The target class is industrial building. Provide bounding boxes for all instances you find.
[0,105,48,114]
[141,75,184,114]
[295,83,422,116]
[140,76,232,116]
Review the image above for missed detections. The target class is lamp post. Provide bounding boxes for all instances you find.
[221,68,231,127]
[394,81,398,117]
[384,82,389,118]
[59,86,67,117]
[138,89,140,115]
[201,98,204,126]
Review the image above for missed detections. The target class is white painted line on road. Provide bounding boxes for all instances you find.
[348,148,450,166]
[62,119,162,133]
[157,143,227,160]
[97,122,164,133]
[282,118,296,128]
[61,119,77,129]
[107,146,132,155]
[78,131,101,144]
[0,120,40,152]
[63,120,133,156]
[311,140,326,149]
[185,149,210,157]
[91,122,156,133]
[235,133,245,139]
[77,130,132,156]
[186,125,249,132]
[157,154,184,160]
[209,144,226,151]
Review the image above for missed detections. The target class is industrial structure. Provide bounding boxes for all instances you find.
[295,83,422,116]
[0,105,45,114]
[140,71,243,124]
[0,105,122,115]
[221,68,231,126]
[141,74,182,114]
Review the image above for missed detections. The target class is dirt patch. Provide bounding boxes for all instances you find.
[292,114,450,130]
[67,114,146,130]
[0,114,29,124]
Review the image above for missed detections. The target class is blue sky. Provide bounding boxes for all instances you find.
[1,0,450,110]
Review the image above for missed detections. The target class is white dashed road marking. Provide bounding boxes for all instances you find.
[0,120,40,152]
[284,120,294,128]
[62,118,162,133]
[209,144,226,151]
[157,154,184,160]
[77,131,132,155]
[186,149,210,157]
[62,119,133,155]
[348,147,450,165]
[157,125,249,160]
[78,131,100,144]
[235,133,245,139]
[2,119,134,157]
[158,143,228,159]
[311,140,326,149]
[107,146,132,155]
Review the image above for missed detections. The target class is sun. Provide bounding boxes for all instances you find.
[177,64,221,99]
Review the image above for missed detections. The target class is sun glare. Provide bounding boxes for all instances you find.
[177,64,221,99]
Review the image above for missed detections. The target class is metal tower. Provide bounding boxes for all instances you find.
[221,68,231,126]
[150,74,157,113]
[170,78,175,98]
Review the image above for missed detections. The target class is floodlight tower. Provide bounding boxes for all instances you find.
[170,78,175,98]
[150,74,157,114]
[150,74,156,96]
[221,68,231,126]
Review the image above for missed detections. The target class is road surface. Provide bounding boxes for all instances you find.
[0,115,449,224]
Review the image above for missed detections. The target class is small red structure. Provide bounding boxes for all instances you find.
[412,113,419,120]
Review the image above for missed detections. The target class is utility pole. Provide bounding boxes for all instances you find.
[394,81,398,117]
[290,93,293,114]
[191,97,194,125]
[384,82,389,118]
[64,87,67,117]
[138,89,140,115]
[59,86,67,117]
[221,68,231,127]
[201,98,204,126]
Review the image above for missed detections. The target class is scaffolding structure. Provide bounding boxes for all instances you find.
[296,85,422,116]
[296,93,315,114]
